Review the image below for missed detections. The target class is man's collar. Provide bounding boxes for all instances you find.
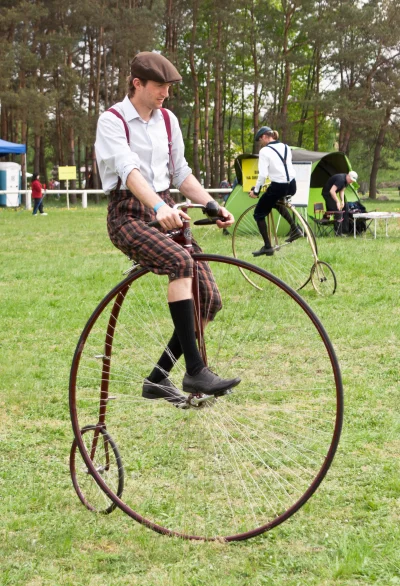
[121,95,163,124]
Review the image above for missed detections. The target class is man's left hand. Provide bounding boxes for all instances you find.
[216,205,234,228]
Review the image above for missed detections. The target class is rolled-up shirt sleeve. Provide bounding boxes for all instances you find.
[169,113,192,189]
[95,113,141,189]
[254,174,266,194]
[254,149,270,193]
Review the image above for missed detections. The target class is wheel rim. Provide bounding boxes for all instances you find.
[232,205,316,292]
[70,425,124,514]
[311,261,337,296]
[70,255,343,541]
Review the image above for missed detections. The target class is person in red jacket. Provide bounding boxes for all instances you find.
[31,173,47,216]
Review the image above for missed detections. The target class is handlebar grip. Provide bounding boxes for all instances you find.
[193,216,228,226]
[148,220,160,228]
[193,218,217,226]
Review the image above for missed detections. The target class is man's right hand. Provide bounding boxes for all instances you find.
[156,203,190,231]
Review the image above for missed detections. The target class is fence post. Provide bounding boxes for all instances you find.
[82,191,87,208]
[26,190,32,210]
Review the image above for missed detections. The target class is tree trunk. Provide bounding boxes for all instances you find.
[34,134,41,173]
[280,2,296,143]
[204,47,211,188]
[68,125,77,205]
[369,107,392,199]
[213,20,222,187]
[188,0,201,180]
[313,46,320,152]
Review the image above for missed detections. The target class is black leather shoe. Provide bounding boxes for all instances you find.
[182,367,241,396]
[142,378,189,408]
[285,227,303,243]
[252,245,274,257]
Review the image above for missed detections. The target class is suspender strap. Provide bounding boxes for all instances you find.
[160,107,175,178]
[107,108,130,190]
[107,107,174,190]
[267,144,290,182]
[107,108,130,144]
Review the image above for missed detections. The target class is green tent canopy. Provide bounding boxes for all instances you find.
[226,149,359,229]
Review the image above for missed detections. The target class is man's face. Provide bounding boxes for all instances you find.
[346,174,354,184]
[134,79,172,110]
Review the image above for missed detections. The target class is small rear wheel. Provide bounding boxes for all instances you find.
[311,261,337,296]
[70,425,124,514]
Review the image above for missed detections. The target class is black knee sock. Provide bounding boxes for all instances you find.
[168,299,205,376]
[256,218,272,248]
[147,330,182,383]
[276,204,296,230]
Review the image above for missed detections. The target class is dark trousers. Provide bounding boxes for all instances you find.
[322,193,345,234]
[253,180,297,221]
[33,198,44,215]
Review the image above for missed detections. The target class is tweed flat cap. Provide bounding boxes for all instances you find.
[130,52,182,83]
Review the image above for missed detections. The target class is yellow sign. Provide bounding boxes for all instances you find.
[58,166,77,180]
[242,158,259,192]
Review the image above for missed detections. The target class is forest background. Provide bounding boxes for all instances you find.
[1,0,400,202]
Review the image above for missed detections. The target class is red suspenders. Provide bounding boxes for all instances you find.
[107,107,173,190]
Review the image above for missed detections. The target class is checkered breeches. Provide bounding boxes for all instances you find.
[107,189,222,321]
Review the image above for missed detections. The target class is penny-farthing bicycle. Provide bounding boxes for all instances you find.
[232,199,337,296]
[69,202,343,542]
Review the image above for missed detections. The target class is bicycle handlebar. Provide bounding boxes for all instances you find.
[149,200,225,228]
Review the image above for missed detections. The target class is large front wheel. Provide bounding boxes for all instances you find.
[70,255,343,541]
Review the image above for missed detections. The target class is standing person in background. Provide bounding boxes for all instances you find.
[219,178,231,202]
[31,173,47,216]
[321,171,358,235]
[249,126,300,257]
[95,51,240,407]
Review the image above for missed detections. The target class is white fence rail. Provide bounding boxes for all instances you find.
[0,188,231,210]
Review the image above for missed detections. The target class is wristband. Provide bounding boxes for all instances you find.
[153,201,166,213]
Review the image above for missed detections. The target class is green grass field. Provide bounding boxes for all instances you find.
[1,198,399,585]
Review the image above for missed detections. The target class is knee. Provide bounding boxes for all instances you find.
[253,210,265,222]
[169,250,194,280]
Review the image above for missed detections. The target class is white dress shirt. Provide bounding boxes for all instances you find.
[254,141,296,194]
[95,95,192,194]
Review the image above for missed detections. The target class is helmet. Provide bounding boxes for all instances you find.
[255,126,272,141]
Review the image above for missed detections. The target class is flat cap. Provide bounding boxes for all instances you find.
[130,52,182,83]
[255,126,272,141]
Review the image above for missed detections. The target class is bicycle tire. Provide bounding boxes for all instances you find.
[70,254,343,541]
[311,260,337,296]
[232,204,317,292]
[70,424,124,514]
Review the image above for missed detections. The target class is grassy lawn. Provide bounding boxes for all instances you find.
[0,198,399,585]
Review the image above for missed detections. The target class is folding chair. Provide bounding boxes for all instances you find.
[310,203,336,237]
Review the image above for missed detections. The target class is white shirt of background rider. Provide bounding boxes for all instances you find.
[254,142,296,194]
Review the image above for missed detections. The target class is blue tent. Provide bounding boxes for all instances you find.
[0,139,26,155]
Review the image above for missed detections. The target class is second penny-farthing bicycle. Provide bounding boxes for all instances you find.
[70,202,343,542]
[232,198,337,295]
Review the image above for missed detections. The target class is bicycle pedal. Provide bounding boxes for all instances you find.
[219,388,234,396]
[188,393,217,407]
